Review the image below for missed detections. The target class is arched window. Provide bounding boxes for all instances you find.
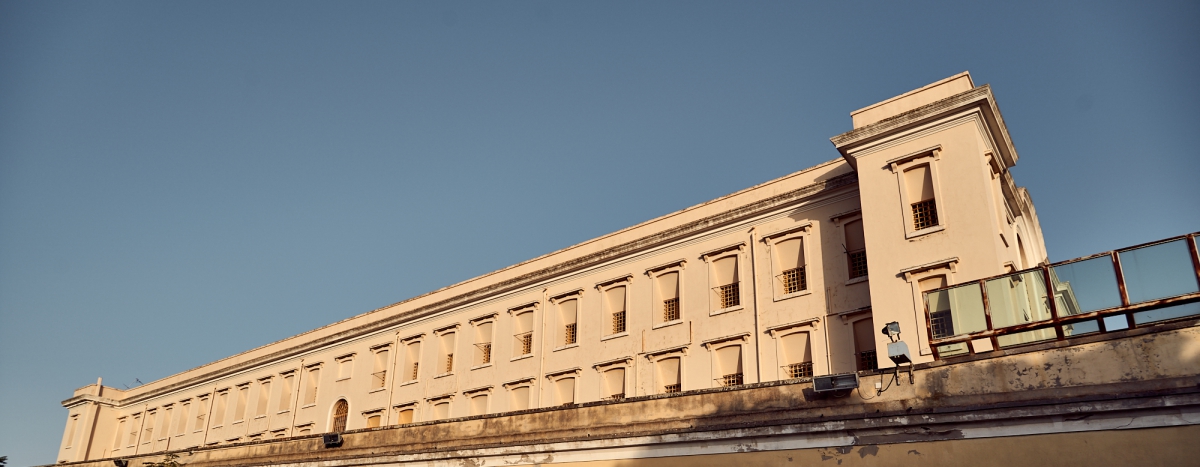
[331,399,348,432]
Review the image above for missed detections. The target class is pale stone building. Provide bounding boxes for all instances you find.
[52,73,1200,467]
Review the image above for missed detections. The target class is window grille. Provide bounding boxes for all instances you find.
[564,323,577,345]
[911,199,939,230]
[371,371,386,388]
[516,332,533,355]
[930,310,954,339]
[444,353,454,373]
[784,362,814,378]
[858,350,878,371]
[410,363,419,380]
[781,267,807,294]
[612,311,626,334]
[331,400,348,432]
[608,393,625,400]
[663,384,681,393]
[848,249,868,279]
[719,373,744,387]
[663,298,680,321]
[475,342,492,364]
[716,282,740,309]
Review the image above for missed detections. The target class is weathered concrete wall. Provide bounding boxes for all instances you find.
[52,323,1200,467]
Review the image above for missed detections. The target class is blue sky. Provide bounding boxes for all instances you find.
[1,1,1197,464]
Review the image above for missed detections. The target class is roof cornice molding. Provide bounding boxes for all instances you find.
[831,85,1018,171]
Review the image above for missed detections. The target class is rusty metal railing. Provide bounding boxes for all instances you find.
[923,232,1200,359]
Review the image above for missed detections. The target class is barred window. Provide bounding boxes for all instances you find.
[557,298,578,346]
[604,285,627,335]
[711,255,740,309]
[911,199,939,230]
[473,320,493,366]
[513,310,534,356]
[438,331,456,375]
[853,318,878,371]
[714,345,743,387]
[404,341,421,381]
[656,357,681,394]
[844,219,868,279]
[655,271,681,324]
[780,332,813,379]
[781,267,807,294]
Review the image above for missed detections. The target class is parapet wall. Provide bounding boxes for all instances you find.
[52,319,1200,467]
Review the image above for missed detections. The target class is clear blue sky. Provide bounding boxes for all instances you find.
[1,1,1197,464]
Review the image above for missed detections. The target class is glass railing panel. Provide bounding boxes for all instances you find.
[1102,315,1129,332]
[1133,301,1200,325]
[926,283,987,339]
[935,342,969,358]
[1119,240,1199,304]
[996,327,1057,348]
[1050,256,1122,315]
[985,270,1052,328]
[1062,319,1100,337]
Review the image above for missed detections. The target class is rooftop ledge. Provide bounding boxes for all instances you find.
[49,316,1200,467]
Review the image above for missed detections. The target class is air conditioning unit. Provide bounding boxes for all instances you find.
[812,372,859,393]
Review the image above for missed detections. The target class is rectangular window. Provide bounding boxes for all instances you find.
[853,318,878,371]
[113,419,126,449]
[845,219,868,279]
[715,345,743,387]
[235,385,249,421]
[780,332,813,378]
[473,322,493,366]
[256,381,271,417]
[128,414,140,447]
[509,386,531,410]
[142,410,155,444]
[921,275,952,338]
[405,341,422,381]
[175,402,189,435]
[774,237,807,294]
[554,377,575,405]
[712,256,740,309]
[194,398,209,431]
[432,400,450,420]
[66,414,78,447]
[605,286,627,334]
[396,406,415,424]
[470,393,489,416]
[366,414,382,428]
[558,298,578,345]
[656,357,681,394]
[438,332,456,374]
[160,407,172,439]
[303,367,320,406]
[372,348,389,389]
[337,357,353,380]
[905,164,939,231]
[213,392,228,426]
[656,271,681,323]
[602,368,625,400]
[278,374,294,411]
[514,311,534,356]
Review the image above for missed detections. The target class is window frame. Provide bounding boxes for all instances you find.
[596,276,632,340]
[646,260,686,328]
[463,386,493,416]
[369,343,393,391]
[300,363,322,408]
[702,334,750,388]
[701,244,747,315]
[502,378,535,411]
[433,324,460,378]
[593,357,632,400]
[890,147,947,239]
[545,368,581,406]
[334,353,356,382]
[507,303,539,361]
[549,290,583,351]
[767,322,819,380]
[645,347,687,395]
[400,334,425,385]
[762,224,815,300]
[469,314,497,370]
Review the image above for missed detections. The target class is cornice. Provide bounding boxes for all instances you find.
[112,171,858,407]
[830,85,1018,170]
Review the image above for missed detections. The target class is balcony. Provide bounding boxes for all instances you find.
[923,232,1200,358]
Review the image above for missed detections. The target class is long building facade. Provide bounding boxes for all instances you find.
[53,73,1200,466]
